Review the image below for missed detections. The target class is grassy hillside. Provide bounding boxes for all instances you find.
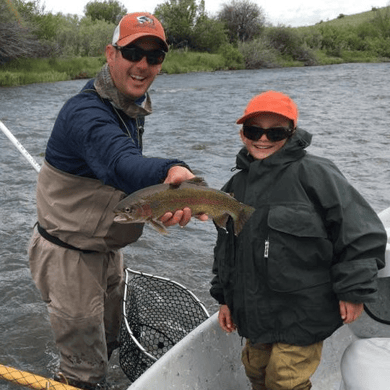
[302,6,388,29]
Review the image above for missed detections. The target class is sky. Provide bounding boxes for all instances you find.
[41,0,390,27]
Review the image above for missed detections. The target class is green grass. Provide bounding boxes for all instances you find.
[298,6,389,31]
[0,71,69,86]
[162,50,227,74]
[313,50,344,65]
[339,50,382,63]
[318,9,377,27]
[0,52,230,86]
[0,57,105,87]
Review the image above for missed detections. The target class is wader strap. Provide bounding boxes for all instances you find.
[36,223,98,254]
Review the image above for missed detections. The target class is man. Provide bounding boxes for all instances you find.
[29,13,205,389]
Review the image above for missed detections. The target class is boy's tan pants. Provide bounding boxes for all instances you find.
[29,231,124,385]
[241,339,323,390]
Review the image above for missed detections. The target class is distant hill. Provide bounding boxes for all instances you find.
[298,6,389,29]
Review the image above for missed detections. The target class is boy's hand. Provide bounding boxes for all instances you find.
[339,301,364,324]
[218,304,237,333]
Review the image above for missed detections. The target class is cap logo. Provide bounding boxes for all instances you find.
[137,15,154,26]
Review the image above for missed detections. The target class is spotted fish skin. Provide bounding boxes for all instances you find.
[113,177,255,235]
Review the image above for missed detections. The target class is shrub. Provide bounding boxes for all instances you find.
[191,16,229,52]
[238,38,280,68]
[371,6,390,38]
[265,26,318,65]
[218,43,245,69]
[53,15,114,57]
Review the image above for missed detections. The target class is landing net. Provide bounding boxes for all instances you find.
[119,268,209,382]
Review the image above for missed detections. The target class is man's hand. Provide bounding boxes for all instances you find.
[164,165,195,185]
[218,304,237,333]
[160,166,208,227]
[339,301,364,324]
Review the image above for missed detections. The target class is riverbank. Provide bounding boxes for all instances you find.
[0,49,388,87]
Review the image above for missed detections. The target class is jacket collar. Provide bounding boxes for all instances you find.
[236,128,312,171]
[93,64,152,118]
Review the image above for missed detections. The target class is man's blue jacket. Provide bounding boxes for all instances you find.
[45,79,185,194]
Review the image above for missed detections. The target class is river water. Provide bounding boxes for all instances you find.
[0,63,389,390]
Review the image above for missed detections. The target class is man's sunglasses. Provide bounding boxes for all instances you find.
[114,45,166,66]
[243,125,293,142]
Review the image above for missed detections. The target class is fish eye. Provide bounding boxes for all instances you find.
[125,207,131,212]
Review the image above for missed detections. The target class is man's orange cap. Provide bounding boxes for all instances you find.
[236,91,299,128]
[112,13,168,52]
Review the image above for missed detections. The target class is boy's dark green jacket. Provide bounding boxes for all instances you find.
[210,128,387,346]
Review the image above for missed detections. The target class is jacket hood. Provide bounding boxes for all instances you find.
[236,128,312,171]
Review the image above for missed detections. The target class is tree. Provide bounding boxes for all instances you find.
[155,0,202,48]
[0,0,48,61]
[155,0,228,51]
[9,0,63,44]
[192,15,228,52]
[51,13,114,56]
[84,0,126,24]
[218,0,265,43]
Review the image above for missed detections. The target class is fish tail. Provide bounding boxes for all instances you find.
[234,205,255,236]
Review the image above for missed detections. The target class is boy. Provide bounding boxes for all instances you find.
[210,91,387,390]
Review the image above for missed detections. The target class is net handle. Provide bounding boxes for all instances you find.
[122,269,157,362]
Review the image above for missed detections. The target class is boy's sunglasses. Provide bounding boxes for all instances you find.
[114,45,166,66]
[243,125,293,142]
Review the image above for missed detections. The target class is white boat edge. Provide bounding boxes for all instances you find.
[128,206,390,390]
[128,310,250,390]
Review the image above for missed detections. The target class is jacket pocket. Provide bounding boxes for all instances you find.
[266,204,332,293]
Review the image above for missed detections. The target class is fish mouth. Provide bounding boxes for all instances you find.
[114,213,135,223]
[114,212,148,224]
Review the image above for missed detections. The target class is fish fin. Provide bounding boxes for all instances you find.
[168,176,209,189]
[234,205,255,236]
[213,213,230,230]
[148,218,169,234]
[188,177,208,187]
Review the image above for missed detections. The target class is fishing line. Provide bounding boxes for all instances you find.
[0,121,41,173]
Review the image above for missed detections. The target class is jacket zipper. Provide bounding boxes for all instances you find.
[264,237,270,258]
[136,117,144,151]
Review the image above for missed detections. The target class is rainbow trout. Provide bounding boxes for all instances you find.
[114,177,255,235]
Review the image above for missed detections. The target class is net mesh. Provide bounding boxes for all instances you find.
[119,269,209,382]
